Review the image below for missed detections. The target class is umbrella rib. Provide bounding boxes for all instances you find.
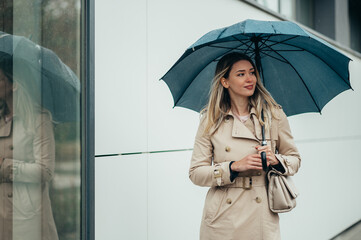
[260,35,302,50]
[260,41,322,112]
[261,49,304,52]
[243,41,255,55]
[259,51,289,64]
[208,39,251,57]
[230,39,251,49]
[208,45,241,51]
[209,38,252,52]
[257,34,273,50]
[264,39,352,88]
[258,39,289,63]
[216,27,228,40]
[231,36,255,55]
[264,39,305,52]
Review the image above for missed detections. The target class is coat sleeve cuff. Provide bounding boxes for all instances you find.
[213,162,234,186]
[275,154,299,176]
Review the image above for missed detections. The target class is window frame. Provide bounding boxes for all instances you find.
[81,0,95,239]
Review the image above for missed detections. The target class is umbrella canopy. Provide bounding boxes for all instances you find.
[0,32,80,122]
[161,19,352,116]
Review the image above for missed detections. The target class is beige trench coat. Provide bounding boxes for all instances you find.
[0,111,58,240]
[189,107,301,240]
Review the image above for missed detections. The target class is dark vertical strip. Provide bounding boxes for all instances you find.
[0,0,3,31]
[81,0,95,239]
[0,0,13,33]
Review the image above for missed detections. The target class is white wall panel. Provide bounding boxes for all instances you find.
[148,151,208,240]
[95,0,148,155]
[95,155,148,240]
[147,0,280,152]
[280,138,361,240]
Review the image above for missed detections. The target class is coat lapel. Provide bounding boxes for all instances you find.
[227,108,272,142]
[227,111,258,142]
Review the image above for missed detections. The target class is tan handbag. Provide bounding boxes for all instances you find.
[267,169,299,213]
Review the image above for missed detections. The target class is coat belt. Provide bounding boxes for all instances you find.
[224,175,267,188]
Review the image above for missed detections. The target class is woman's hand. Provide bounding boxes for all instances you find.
[255,145,279,166]
[230,154,263,172]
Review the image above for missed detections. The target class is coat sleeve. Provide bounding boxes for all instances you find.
[274,109,301,176]
[0,113,55,183]
[189,117,234,187]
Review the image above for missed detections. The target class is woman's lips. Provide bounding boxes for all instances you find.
[245,85,254,90]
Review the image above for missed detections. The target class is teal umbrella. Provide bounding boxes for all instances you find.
[161,19,352,117]
[0,32,80,122]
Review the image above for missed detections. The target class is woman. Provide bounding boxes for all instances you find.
[0,53,58,240]
[189,52,301,240]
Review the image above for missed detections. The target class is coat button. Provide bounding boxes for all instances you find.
[225,116,230,122]
[226,198,232,204]
[225,146,231,152]
[7,193,12,198]
[9,145,14,150]
[257,172,261,176]
[255,197,262,203]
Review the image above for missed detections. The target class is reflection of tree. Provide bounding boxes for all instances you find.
[1,0,80,76]
[42,0,81,76]
[42,2,82,240]
[0,0,13,33]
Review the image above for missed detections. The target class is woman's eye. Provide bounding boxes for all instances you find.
[250,72,255,75]
[238,73,245,76]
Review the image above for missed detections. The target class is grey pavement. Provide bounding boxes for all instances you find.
[331,220,361,240]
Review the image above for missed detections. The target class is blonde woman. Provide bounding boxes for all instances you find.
[189,52,301,240]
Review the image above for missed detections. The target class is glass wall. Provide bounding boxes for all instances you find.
[0,0,83,239]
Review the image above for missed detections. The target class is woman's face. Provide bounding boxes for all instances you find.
[221,60,257,99]
[0,69,13,101]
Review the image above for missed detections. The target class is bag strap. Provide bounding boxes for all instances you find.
[261,110,268,171]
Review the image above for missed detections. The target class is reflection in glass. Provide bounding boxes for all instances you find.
[0,0,81,238]
[0,51,59,239]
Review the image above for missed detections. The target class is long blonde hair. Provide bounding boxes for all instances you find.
[202,52,279,134]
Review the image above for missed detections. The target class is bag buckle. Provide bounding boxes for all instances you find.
[242,177,252,190]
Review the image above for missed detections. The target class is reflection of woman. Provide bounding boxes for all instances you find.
[189,52,301,240]
[0,54,58,240]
